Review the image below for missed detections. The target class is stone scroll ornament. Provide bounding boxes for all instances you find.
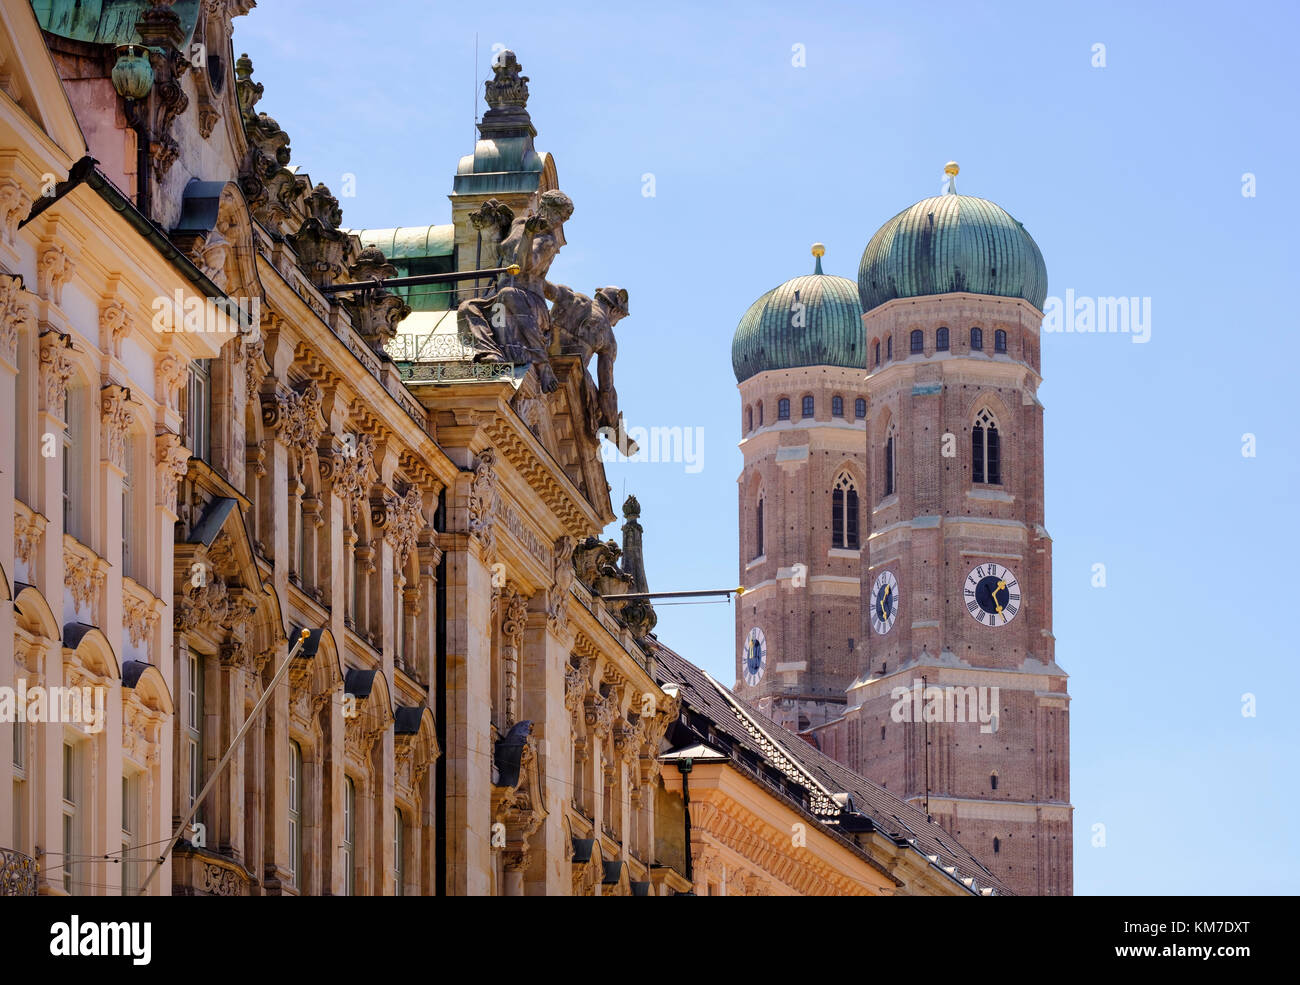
[457,190,575,393]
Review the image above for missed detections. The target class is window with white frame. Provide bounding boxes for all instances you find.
[12,723,26,854]
[122,773,141,895]
[186,359,212,463]
[343,777,356,895]
[288,740,302,888]
[394,808,404,896]
[62,740,82,894]
[186,652,205,827]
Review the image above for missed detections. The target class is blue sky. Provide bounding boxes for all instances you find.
[234,0,1299,894]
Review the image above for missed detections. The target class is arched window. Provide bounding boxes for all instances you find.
[936,326,950,350]
[855,397,866,419]
[884,422,897,497]
[288,740,302,888]
[801,395,814,418]
[972,408,1001,484]
[872,340,880,367]
[993,837,1001,854]
[995,328,1007,353]
[910,329,923,353]
[754,493,764,559]
[832,472,859,549]
[886,336,892,360]
[990,772,999,791]
[970,327,983,351]
[777,397,790,421]
[757,401,764,426]
[745,406,752,432]
[832,395,844,417]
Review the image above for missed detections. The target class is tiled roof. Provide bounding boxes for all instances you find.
[648,639,1011,896]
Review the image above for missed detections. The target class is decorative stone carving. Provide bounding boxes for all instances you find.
[0,273,34,364]
[457,190,575,393]
[384,485,424,571]
[156,351,189,411]
[275,381,324,471]
[123,594,161,651]
[0,177,32,245]
[242,338,266,406]
[467,448,499,552]
[501,588,529,726]
[39,330,74,413]
[14,508,46,566]
[551,283,629,435]
[38,244,72,305]
[155,432,191,513]
[199,862,243,896]
[64,549,107,612]
[335,430,375,525]
[547,535,575,632]
[342,246,411,349]
[176,572,233,634]
[99,297,131,359]
[100,384,133,469]
[564,654,591,714]
[287,184,347,286]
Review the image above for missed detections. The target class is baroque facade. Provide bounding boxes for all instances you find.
[2,0,1007,896]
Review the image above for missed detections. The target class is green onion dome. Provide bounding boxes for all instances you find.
[857,167,1047,314]
[732,244,866,384]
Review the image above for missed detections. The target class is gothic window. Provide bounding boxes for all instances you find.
[832,472,860,549]
[990,772,999,791]
[972,408,1001,484]
[886,336,892,360]
[801,395,814,418]
[778,397,790,420]
[757,401,764,426]
[832,395,844,417]
[995,328,1007,353]
[288,740,302,888]
[910,329,924,353]
[873,341,880,367]
[970,327,984,351]
[855,397,866,419]
[745,406,752,432]
[186,359,212,463]
[884,422,897,497]
[880,725,886,741]
[936,326,950,350]
[994,837,1001,854]
[755,494,765,559]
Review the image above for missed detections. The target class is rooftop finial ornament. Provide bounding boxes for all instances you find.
[942,161,959,195]
[811,242,826,275]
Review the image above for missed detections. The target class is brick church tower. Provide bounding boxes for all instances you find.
[733,168,1072,895]
[731,245,869,732]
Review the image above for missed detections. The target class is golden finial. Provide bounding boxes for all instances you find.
[944,161,960,176]
[811,242,826,258]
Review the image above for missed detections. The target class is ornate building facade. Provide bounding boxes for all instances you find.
[732,175,1072,895]
[2,0,1008,896]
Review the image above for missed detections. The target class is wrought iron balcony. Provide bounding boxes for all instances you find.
[0,847,39,896]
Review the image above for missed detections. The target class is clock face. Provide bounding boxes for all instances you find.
[869,569,899,635]
[964,562,1021,627]
[742,627,767,686]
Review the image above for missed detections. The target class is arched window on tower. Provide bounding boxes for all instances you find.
[754,493,765,559]
[936,326,950,351]
[873,341,880,367]
[801,395,814,418]
[884,422,897,497]
[990,772,999,791]
[745,406,753,432]
[757,401,764,426]
[832,395,844,417]
[855,397,866,419]
[832,472,860,549]
[993,837,1001,854]
[970,327,984,351]
[777,397,790,420]
[886,336,892,361]
[972,408,1001,484]
[910,329,923,353]
[995,328,1007,353]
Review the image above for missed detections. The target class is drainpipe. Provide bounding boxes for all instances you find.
[677,758,693,887]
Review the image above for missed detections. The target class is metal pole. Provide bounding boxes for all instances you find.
[596,588,746,602]
[137,627,312,895]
